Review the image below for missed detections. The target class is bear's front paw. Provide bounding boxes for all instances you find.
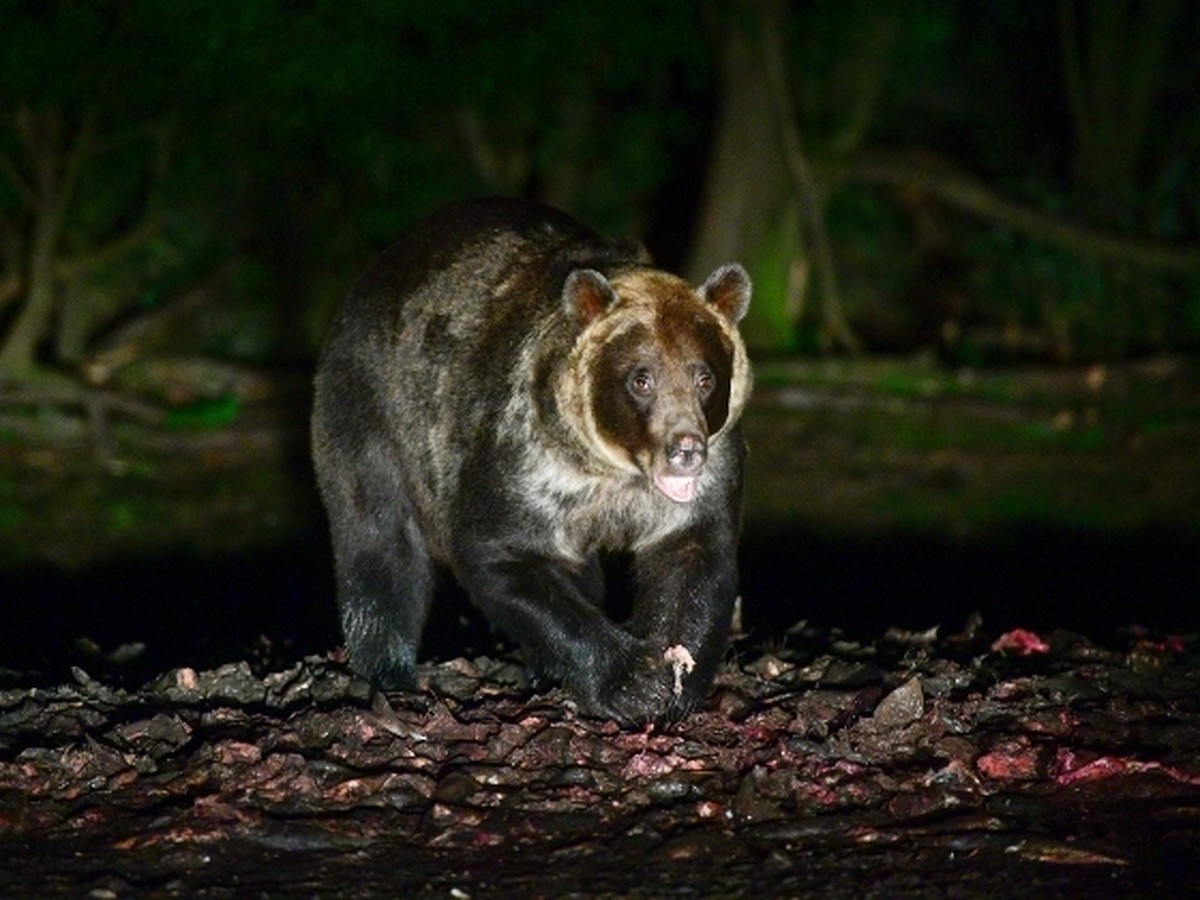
[574,641,682,726]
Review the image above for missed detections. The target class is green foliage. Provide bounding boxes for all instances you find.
[966,223,1194,359]
[0,0,711,367]
[164,394,241,431]
[1,2,1196,367]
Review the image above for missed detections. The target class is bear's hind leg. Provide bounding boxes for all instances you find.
[322,463,434,690]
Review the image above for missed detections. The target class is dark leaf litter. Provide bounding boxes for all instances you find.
[1,624,1198,897]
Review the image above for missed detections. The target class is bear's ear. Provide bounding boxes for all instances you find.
[701,263,752,324]
[563,269,618,326]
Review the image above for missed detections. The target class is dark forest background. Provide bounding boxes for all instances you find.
[1,1,1198,680]
[2,0,1198,376]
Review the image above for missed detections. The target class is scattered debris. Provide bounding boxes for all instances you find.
[0,625,1197,895]
[991,628,1051,656]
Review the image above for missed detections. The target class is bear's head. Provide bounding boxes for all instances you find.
[560,264,752,503]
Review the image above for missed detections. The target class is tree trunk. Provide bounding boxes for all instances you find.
[684,5,796,352]
[0,217,59,375]
[0,109,91,377]
[0,217,23,312]
[757,0,860,353]
[1057,0,1180,219]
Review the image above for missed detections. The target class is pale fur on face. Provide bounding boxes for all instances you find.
[491,267,750,559]
[557,269,752,479]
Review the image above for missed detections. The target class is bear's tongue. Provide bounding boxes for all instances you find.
[654,474,697,503]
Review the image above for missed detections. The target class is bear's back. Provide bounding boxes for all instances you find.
[349,198,609,313]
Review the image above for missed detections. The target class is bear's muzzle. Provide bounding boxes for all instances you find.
[655,431,707,503]
[667,432,706,473]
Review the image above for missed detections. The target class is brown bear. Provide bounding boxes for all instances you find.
[312,198,751,724]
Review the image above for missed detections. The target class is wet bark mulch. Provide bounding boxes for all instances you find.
[2,625,1198,898]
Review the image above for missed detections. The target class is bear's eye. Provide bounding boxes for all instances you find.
[628,368,655,397]
[695,366,715,396]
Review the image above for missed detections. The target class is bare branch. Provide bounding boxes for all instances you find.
[0,152,37,209]
[0,381,164,424]
[824,149,1200,274]
[829,11,901,154]
[56,214,162,281]
[84,260,238,383]
[757,0,861,353]
[0,273,19,308]
[0,213,160,315]
[14,106,62,198]
[0,215,22,308]
[53,111,97,223]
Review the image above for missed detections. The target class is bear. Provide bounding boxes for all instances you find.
[311,197,752,724]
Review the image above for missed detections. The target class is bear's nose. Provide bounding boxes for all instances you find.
[667,432,707,473]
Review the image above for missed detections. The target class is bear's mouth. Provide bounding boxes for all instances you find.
[654,473,698,503]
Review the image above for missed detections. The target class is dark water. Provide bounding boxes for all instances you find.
[2,523,1197,686]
